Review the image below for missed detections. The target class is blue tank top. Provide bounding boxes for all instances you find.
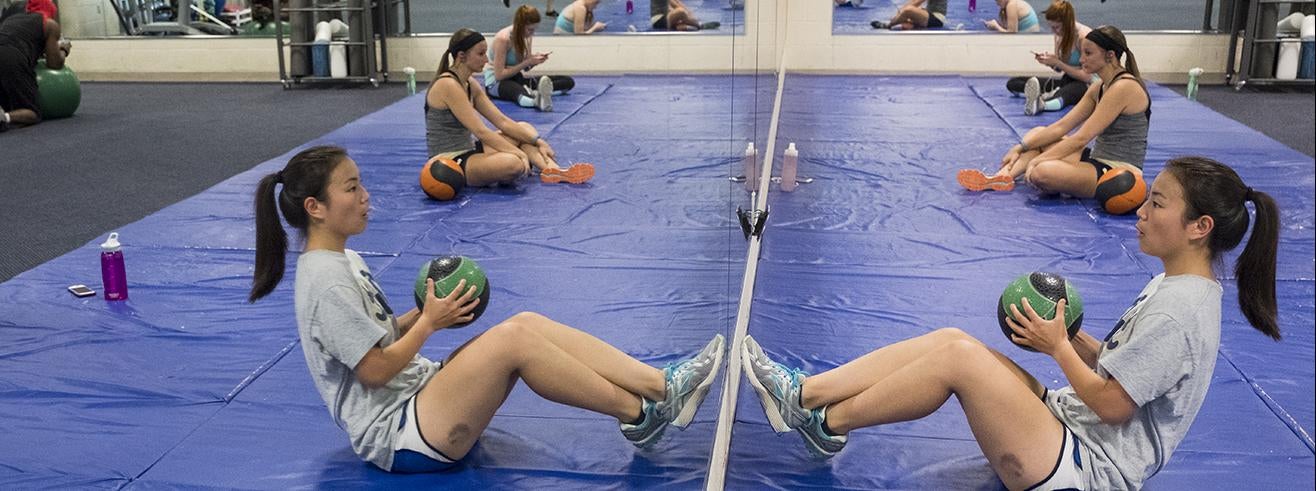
[482,41,521,88]
[1067,49,1080,67]
[1017,8,1039,32]
[554,10,576,33]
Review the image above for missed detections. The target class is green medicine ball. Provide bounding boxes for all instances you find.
[997,272,1084,352]
[414,255,490,327]
[35,59,81,119]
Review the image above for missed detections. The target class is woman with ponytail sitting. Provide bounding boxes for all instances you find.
[426,28,593,185]
[959,25,1149,195]
[746,156,1282,490]
[1006,0,1093,116]
[248,146,723,473]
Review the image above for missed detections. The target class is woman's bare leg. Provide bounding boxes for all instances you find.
[822,339,1064,490]
[415,315,646,459]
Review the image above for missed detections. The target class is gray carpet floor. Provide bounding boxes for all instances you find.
[0,82,408,282]
[1166,84,1315,158]
[1,80,1311,282]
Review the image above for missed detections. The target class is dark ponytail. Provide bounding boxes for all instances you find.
[436,28,481,79]
[1165,157,1281,340]
[249,145,349,302]
[1093,25,1140,81]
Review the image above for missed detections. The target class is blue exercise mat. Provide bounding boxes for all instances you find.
[728,74,1314,488]
[0,73,1309,488]
[0,75,772,488]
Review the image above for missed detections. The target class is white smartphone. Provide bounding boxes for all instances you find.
[67,284,96,297]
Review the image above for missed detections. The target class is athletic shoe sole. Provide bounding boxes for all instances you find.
[670,334,725,428]
[540,163,595,184]
[536,76,554,112]
[742,338,794,433]
[1024,77,1041,116]
[957,168,1015,192]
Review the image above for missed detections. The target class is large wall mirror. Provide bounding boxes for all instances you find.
[833,0,1231,34]
[44,0,744,38]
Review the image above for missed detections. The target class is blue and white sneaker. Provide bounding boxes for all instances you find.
[661,333,726,428]
[741,335,810,433]
[620,398,666,448]
[798,405,848,459]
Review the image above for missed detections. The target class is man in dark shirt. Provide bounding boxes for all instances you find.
[1,11,68,132]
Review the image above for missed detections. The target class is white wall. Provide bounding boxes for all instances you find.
[58,0,122,38]
[67,0,1227,83]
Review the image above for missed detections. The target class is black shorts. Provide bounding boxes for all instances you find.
[651,14,668,30]
[0,45,39,117]
[450,141,485,172]
[926,12,945,28]
[1080,148,1114,179]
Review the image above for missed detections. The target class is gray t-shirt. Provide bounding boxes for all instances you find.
[294,249,440,471]
[1046,274,1222,490]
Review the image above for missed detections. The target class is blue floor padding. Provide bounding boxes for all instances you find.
[0,75,772,488]
[729,74,1314,488]
[2,73,1310,488]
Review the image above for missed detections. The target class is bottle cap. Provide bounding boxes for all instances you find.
[101,232,121,252]
[786,142,797,153]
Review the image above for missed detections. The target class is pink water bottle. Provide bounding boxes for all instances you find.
[100,232,128,301]
[626,0,633,14]
[969,0,976,12]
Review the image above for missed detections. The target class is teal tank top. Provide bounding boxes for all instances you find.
[555,11,575,33]
[1017,8,1039,32]
[482,42,521,88]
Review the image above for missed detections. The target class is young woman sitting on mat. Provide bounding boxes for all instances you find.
[959,25,1148,195]
[1006,0,1093,116]
[650,0,718,32]
[746,155,1281,490]
[870,0,948,31]
[249,145,724,473]
[426,28,593,186]
[484,5,574,113]
[553,0,606,35]
[984,0,1041,33]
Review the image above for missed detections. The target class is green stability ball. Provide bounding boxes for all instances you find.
[413,255,490,327]
[997,272,1084,352]
[35,59,81,119]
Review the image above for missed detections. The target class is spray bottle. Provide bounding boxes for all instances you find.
[781,143,799,192]
[743,142,758,192]
[1186,67,1204,101]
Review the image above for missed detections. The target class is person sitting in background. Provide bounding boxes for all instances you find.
[650,0,718,31]
[1005,0,1093,116]
[554,0,606,35]
[485,5,575,112]
[0,10,68,132]
[985,0,1041,33]
[870,0,947,31]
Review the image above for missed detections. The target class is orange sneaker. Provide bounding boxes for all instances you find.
[957,168,1014,192]
[541,163,595,184]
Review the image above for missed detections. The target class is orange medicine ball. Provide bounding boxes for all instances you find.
[420,156,465,201]
[1094,168,1147,215]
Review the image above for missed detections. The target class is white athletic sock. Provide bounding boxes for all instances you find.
[517,94,536,107]
[1043,98,1063,111]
